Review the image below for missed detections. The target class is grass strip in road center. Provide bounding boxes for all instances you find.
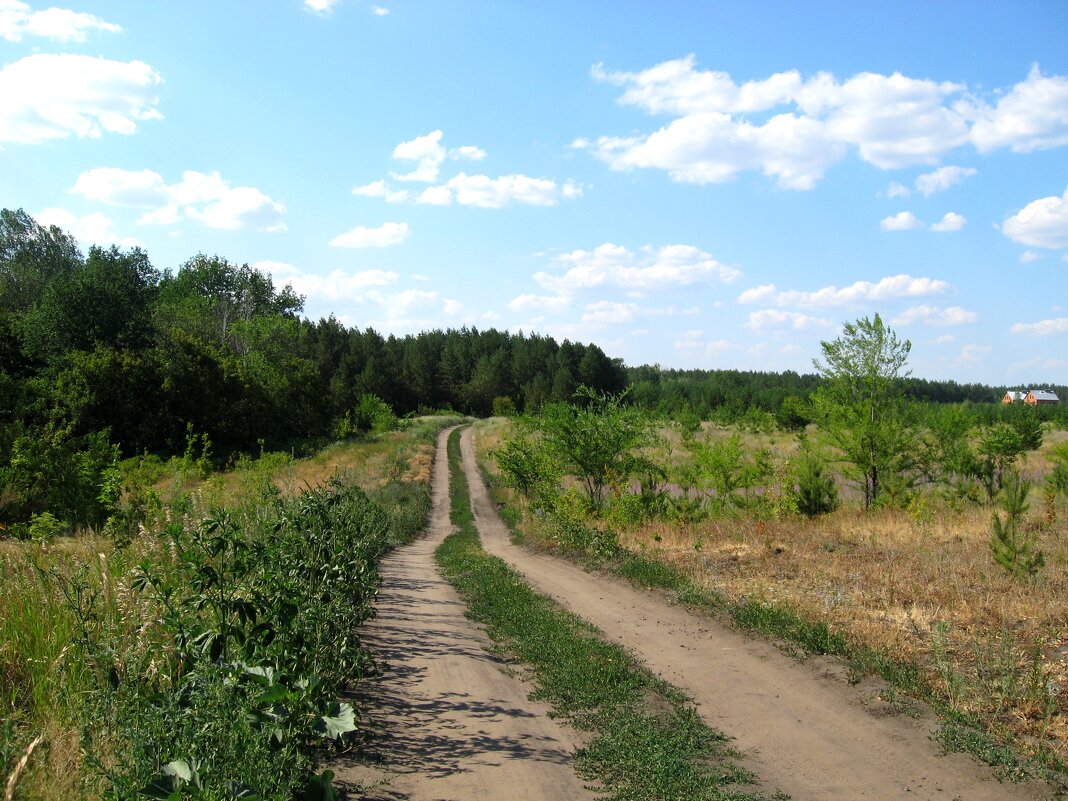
[435,428,774,801]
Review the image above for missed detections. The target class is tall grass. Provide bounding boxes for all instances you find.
[1,417,455,800]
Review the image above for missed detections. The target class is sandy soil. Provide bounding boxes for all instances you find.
[329,427,594,801]
[458,427,1057,801]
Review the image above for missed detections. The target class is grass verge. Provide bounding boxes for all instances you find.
[435,428,772,801]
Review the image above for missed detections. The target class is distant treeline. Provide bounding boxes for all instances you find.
[625,365,1068,425]
[0,208,623,524]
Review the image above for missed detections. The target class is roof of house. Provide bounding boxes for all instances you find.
[1005,390,1026,400]
[1029,389,1060,402]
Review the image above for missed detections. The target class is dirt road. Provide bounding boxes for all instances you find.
[330,427,594,801]
[459,427,1054,801]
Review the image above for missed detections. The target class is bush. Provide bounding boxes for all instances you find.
[794,450,839,517]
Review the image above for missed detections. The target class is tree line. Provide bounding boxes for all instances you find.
[0,208,625,527]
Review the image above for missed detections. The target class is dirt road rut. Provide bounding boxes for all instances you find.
[459,426,1053,801]
[330,427,593,801]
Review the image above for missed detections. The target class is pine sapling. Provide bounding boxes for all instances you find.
[989,471,1044,579]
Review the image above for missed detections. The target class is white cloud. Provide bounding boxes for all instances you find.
[1002,187,1068,249]
[391,130,447,182]
[969,65,1068,153]
[584,57,1068,189]
[441,173,580,208]
[886,182,910,198]
[507,293,572,314]
[930,212,966,232]
[880,211,924,231]
[367,289,464,329]
[254,261,398,301]
[930,334,956,344]
[738,273,950,308]
[370,5,389,15]
[330,221,410,248]
[0,54,161,145]
[1010,317,1068,336]
[535,242,740,297]
[34,207,139,248]
[1020,250,1042,263]
[915,165,977,196]
[0,1,120,42]
[352,180,410,203]
[581,300,638,325]
[303,0,341,14]
[956,344,993,363]
[746,309,832,332]
[674,329,706,350]
[72,167,286,232]
[449,145,486,161]
[892,305,977,326]
[416,185,453,206]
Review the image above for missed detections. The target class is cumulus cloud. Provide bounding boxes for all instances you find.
[581,56,1068,189]
[1002,187,1068,249]
[930,212,966,232]
[507,293,572,314]
[738,274,950,309]
[34,207,139,248]
[534,243,740,298]
[0,54,161,145]
[581,300,638,325]
[303,0,341,14]
[915,166,977,196]
[357,131,579,209]
[746,309,832,332]
[329,221,410,248]
[968,65,1068,153]
[956,344,992,363]
[351,180,410,203]
[880,211,924,231]
[892,305,977,326]
[389,130,487,183]
[1020,250,1042,263]
[0,1,120,42]
[254,261,398,301]
[1010,317,1068,336]
[431,173,581,208]
[72,167,287,232]
[370,5,389,15]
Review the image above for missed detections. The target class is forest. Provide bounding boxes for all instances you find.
[0,208,624,529]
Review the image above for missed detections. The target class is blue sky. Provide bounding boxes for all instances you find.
[2,1,1067,385]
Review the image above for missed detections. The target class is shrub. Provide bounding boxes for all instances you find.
[794,450,839,518]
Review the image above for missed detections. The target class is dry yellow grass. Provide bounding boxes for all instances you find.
[473,416,1068,769]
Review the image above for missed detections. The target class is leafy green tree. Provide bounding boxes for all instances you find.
[0,208,82,314]
[809,314,915,510]
[536,386,656,515]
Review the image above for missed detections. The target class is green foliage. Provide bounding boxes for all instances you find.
[688,433,773,511]
[989,471,1044,579]
[536,387,657,516]
[491,395,516,417]
[1050,442,1068,497]
[64,476,411,799]
[334,393,399,439]
[492,424,562,509]
[28,510,66,544]
[793,448,839,518]
[809,314,916,510]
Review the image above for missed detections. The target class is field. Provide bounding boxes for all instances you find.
[474,417,1068,780]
